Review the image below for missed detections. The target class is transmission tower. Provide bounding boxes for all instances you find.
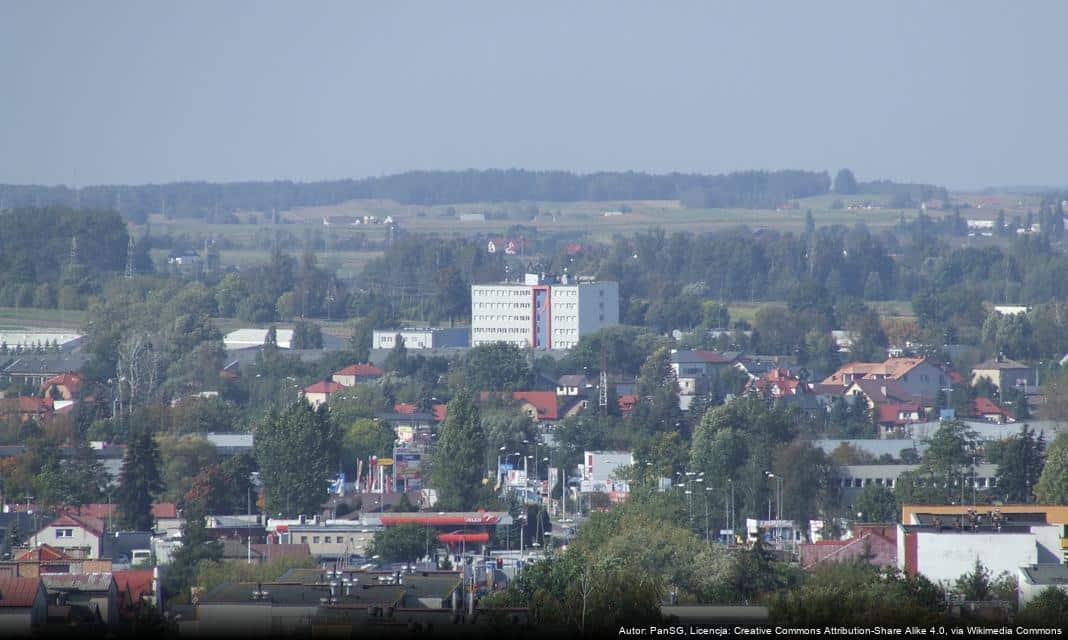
[69,236,79,265]
[125,234,135,279]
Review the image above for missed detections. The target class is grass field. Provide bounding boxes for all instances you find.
[0,306,85,330]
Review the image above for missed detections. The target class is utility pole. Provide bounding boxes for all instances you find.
[125,234,135,280]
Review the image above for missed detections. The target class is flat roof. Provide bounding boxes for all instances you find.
[1020,564,1068,586]
[199,581,405,606]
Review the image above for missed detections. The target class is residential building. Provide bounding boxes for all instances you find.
[972,356,1034,393]
[372,328,469,350]
[301,380,343,408]
[39,372,82,402]
[331,363,382,387]
[555,374,592,397]
[33,514,105,559]
[479,391,558,422]
[823,357,949,401]
[0,575,48,635]
[670,350,742,396]
[747,368,810,398]
[277,522,376,559]
[470,274,618,350]
[973,397,1014,423]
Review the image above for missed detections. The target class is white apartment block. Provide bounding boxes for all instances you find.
[470,275,618,350]
[372,327,469,350]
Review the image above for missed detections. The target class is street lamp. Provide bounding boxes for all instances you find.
[765,472,783,521]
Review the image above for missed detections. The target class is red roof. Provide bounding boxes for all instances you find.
[0,576,43,608]
[47,514,105,538]
[618,394,638,412]
[334,363,382,378]
[303,380,343,394]
[40,372,83,396]
[60,502,176,521]
[480,391,558,420]
[974,396,1011,417]
[876,401,923,425]
[432,403,448,422]
[393,403,417,414]
[113,569,154,611]
[15,544,71,563]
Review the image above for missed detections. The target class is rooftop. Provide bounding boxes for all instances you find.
[1020,564,1068,585]
[0,576,43,608]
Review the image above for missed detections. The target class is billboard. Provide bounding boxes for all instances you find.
[506,469,528,487]
[393,450,422,479]
[583,451,634,484]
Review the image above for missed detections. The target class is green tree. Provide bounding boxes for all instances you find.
[341,418,397,478]
[430,389,487,510]
[164,494,223,604]
[459,343,532,392]
[255,401,340,516]
[115,427,164,530]
[992,424,1045,503]
[953,557,993,601]
[1018,587,1068,628]
[368,523,427,563]
[853,485,899,523]
[158,434,219,503]
[290,319,323,349]
[833,169,858,195]
[1035,432,1068,504]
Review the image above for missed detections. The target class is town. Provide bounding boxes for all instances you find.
[4,2,1068,638]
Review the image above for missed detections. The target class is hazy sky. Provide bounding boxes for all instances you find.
[2,1,1067,189]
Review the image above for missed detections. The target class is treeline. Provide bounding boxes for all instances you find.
[1,168,882,221]
[0,207,147,309]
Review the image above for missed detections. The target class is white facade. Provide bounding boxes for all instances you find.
[580,451,633,492]
[372,327,469,350]
[470,278,618,350]
[897,528,1043,587]
[224,329,294,350]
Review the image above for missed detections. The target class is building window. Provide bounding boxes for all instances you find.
[301,536,308,543]
[55,528,74,538]
[313,536,320,544]
[323,536,331,544]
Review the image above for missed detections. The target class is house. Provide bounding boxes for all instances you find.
[972,356,1034,393]
[478,391,558,422]
[973,397,1014,423]
[33,514,105,559]
[618,394,638,414]
[301,381,343,409]
[39,372,83,402]
[332,364,382,387]
[844,378,914,408]
[0,576,48,635]
[824,357,948,401]
[875,401,925,437]
[747,368,809,398]
[41,572,118,631]
[555,374,592,397]
[670,350,742,395]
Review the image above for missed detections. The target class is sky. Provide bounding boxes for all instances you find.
[2,1,1067,190]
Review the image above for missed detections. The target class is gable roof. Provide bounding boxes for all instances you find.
[303,380,343,395]
[879,357,928,378]
[974,396,1011,417]
[41,372,83,394]
[393,402,417,414]
[113,570,154,608]
[876,401,924,425]
[334,363,383,377]
[15,544,72,563]
[480,391,558,420]
[432,403,448,422]
[0,576,44,608]
[846,378,914,404]
[46,513,105,538]
[556,374,590,387]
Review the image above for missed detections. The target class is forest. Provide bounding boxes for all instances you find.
[0,168,944,221]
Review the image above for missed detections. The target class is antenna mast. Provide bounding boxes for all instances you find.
[125,234,135,280]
